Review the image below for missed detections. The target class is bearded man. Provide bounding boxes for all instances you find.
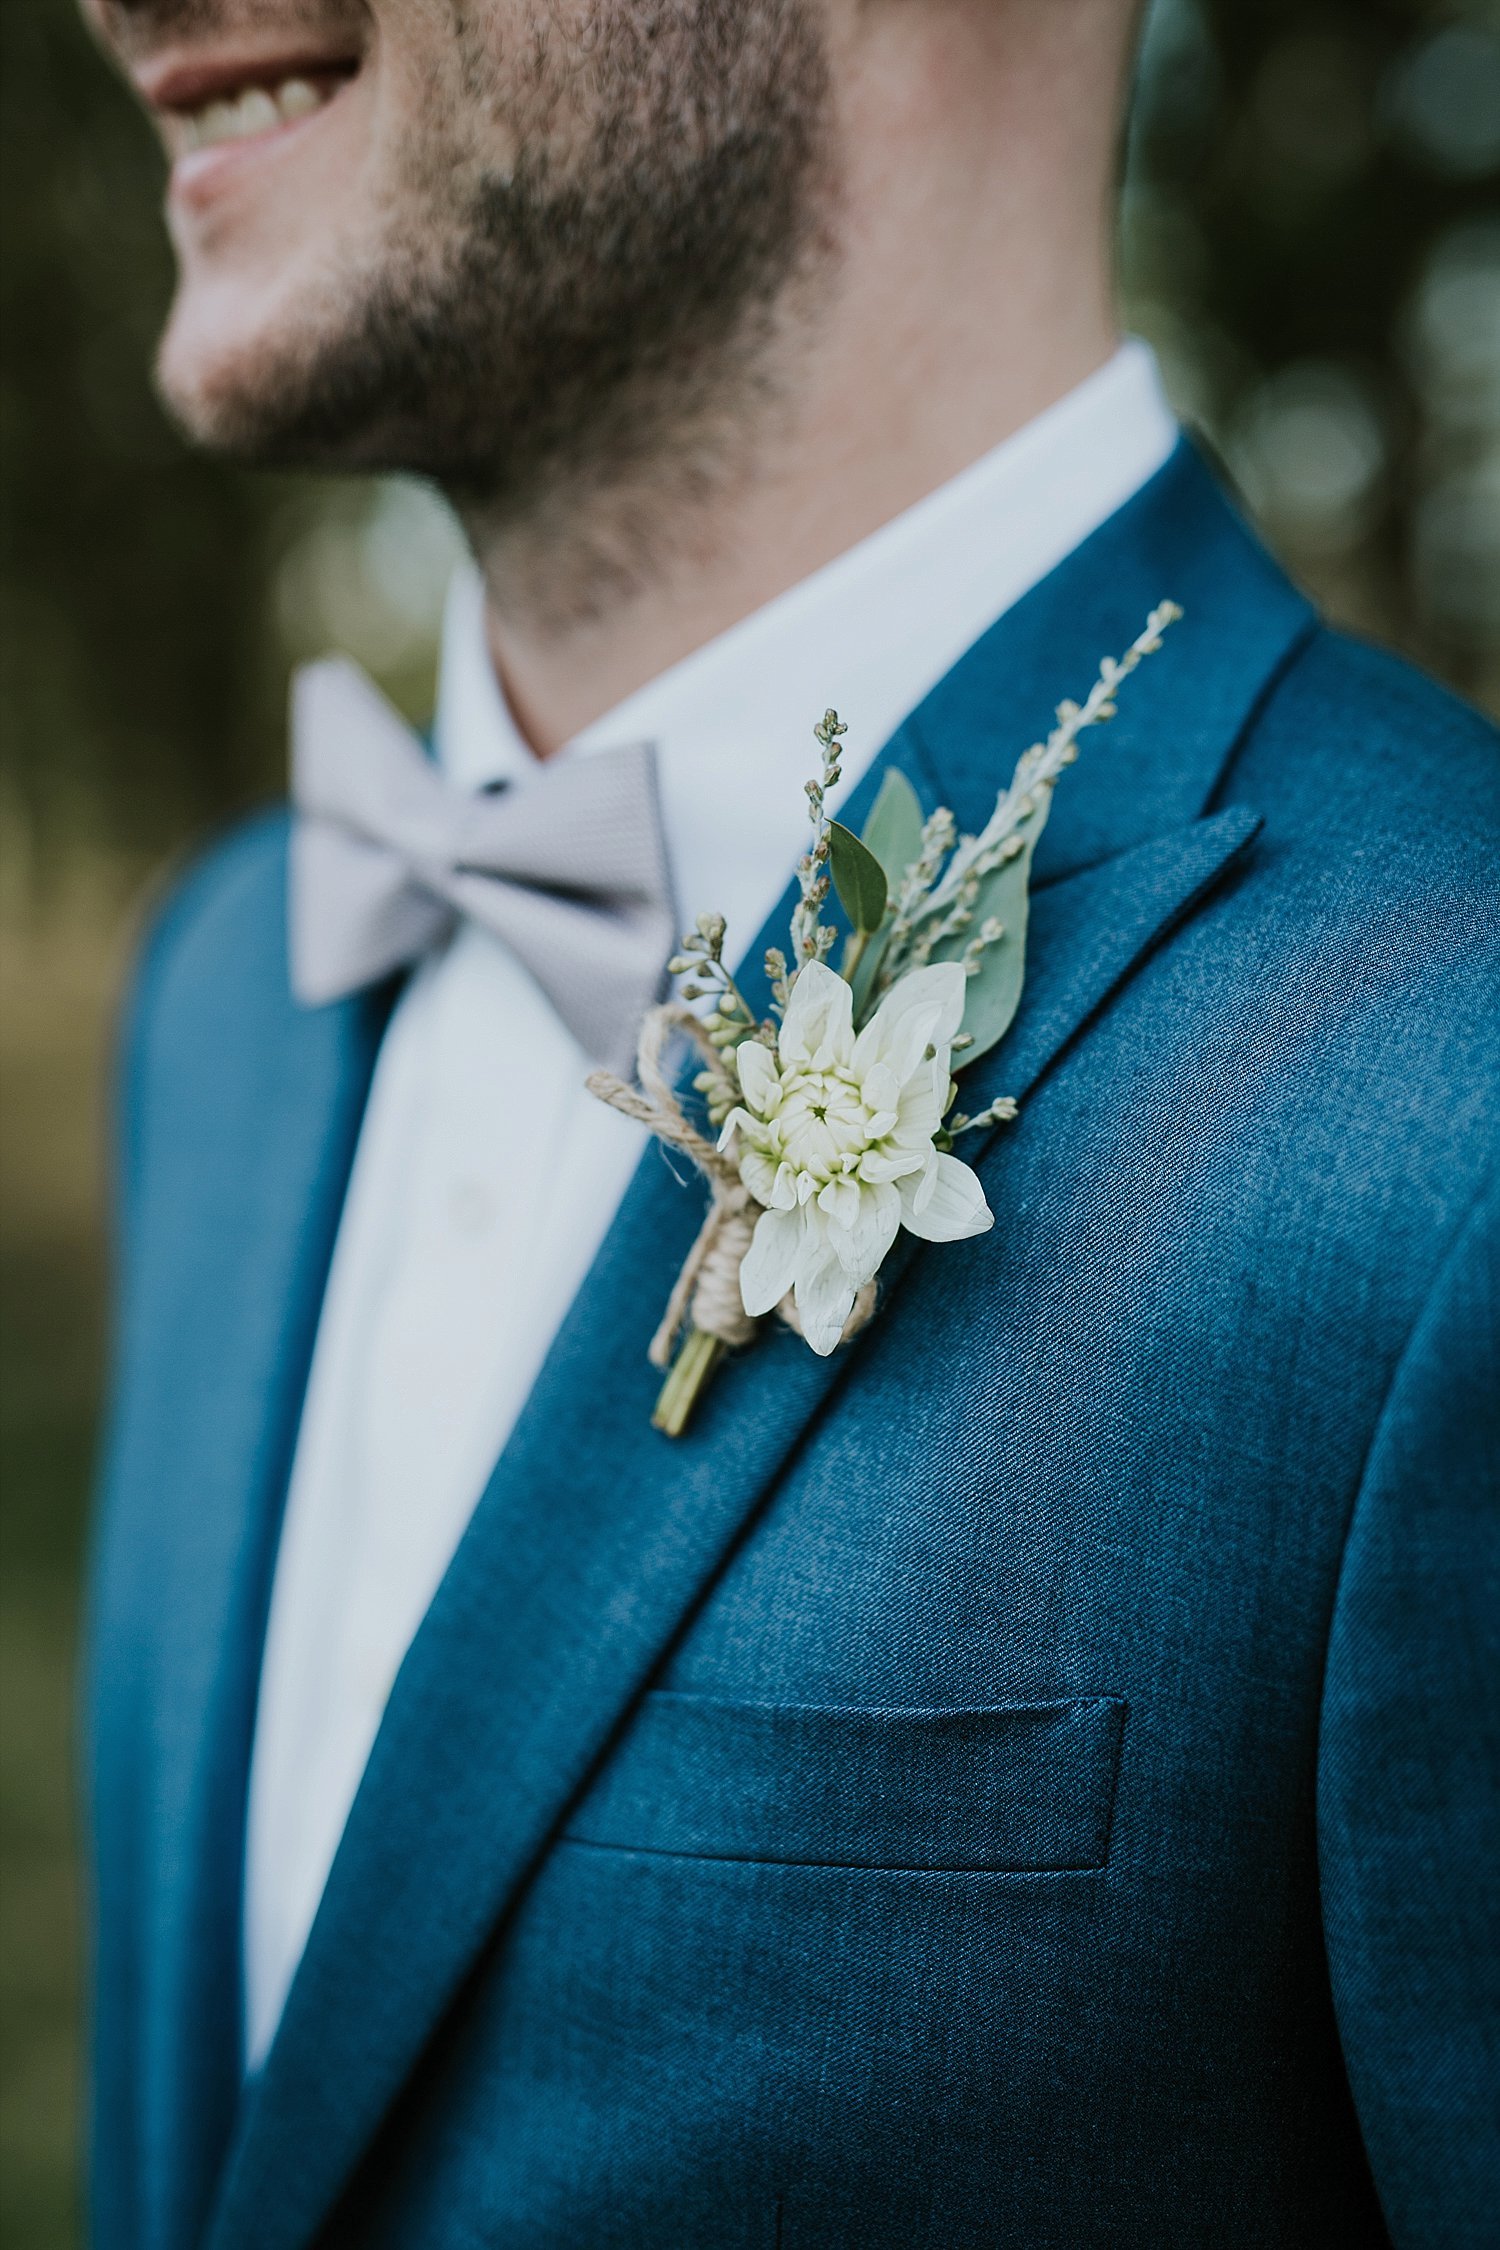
[81,1,1497,2245]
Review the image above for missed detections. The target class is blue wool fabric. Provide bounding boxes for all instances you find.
[86,445,1500,2250]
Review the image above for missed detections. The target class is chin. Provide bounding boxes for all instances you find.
[156,329,255,452]
[155,270,347,461]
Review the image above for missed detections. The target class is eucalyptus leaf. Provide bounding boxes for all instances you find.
[935,792,1053,1071]
[859,767,925,887]
[828,820,888,934]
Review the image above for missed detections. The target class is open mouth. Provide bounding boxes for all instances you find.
[141,53,361,170]
[170,74,340,155]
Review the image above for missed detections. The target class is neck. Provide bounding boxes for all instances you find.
[463,2,1131,758]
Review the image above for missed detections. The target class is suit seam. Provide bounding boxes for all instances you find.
[1201,610,1322,820]
[1312,1162,1497,1729]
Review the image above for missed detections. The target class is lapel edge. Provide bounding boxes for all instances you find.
[206,801,1265,2250]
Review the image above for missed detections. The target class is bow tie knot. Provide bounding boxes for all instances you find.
[289,657,676,1074]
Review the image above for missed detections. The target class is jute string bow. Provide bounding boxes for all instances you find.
[587,1004,875,1370]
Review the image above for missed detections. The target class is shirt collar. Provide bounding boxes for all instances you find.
[434,337,1178,958]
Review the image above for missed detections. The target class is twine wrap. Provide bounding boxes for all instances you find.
[587,1005,759,1369]
[587,1003,878,1371]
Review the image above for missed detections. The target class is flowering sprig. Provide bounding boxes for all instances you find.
[874,600,1182,998]
[877,805,959,984]
[667,913,767,1127]
[588,602,1183,1433]
[787,709,848,970]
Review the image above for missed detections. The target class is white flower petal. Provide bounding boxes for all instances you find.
[779,961,855,1070]
[717,1105,762,1155]
[734,1039,780,1115]
[853,1005,937,1087]
[860,1062,901,1115]
[739,1205,804,1317]
[856,1144,927,1185]
[829,1179,902,1280]
[817,1174,862,1227]
[892,1061,948,1148]
[866,1008,946,1087]
[903,1145,938,1217]
[854,961,968,1081]
[737,1145,781,1209]
[893,960,969,1046]
[899,1150,994,1242]
[792,1238,859,1357]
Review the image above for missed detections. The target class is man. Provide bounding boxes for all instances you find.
[83,0,1497,2245]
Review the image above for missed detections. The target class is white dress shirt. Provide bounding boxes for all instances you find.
[242,339,1178,2069]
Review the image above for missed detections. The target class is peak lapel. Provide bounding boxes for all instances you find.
[908,438,1312,883]
[208,449,1313,2250]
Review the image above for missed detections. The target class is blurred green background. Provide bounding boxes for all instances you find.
[1,0,1496,2238]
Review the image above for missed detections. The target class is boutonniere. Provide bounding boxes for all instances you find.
[589,601,1182,1433]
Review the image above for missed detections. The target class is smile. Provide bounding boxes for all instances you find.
[137,50,361,176]
[169,75,333,156]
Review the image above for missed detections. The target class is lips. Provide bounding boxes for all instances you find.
[136,48,361,170]
[174,75,333,155]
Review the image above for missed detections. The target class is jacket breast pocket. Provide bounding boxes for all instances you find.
[563,1692,1128,1872]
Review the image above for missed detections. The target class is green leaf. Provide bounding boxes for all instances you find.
[936,793,1053,1071]
[859,767,925,887]
[828,820,888,934]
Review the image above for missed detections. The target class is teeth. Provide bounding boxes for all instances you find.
[195,100,239,148]
[277,79,322,121]
[174,74,332,155]
[238,87,280,135]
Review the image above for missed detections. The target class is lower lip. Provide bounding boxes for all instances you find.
[167,88,347,212]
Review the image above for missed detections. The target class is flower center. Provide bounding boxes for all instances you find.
[775,1064,875,1178]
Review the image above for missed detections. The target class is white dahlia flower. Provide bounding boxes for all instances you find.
[719,959,993,1356]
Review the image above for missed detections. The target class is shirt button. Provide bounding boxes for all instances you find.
[448,1180,494,1236]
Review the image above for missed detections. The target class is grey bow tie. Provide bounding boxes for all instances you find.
[289,658,676,1074]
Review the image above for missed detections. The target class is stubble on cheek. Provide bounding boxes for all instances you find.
[160,0,838,548]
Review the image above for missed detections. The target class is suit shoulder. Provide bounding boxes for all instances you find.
[128,806,292,1057]
[1295,623,1497,769]
[1239,623,1499,867]
[1212,622,1498,1174]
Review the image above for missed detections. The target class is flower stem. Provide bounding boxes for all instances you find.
[651,1326,725,1437]
[840,926,869,985]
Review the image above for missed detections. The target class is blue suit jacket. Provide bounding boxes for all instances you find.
[87,447,1500,2250]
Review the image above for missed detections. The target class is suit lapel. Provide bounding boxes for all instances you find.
[95,823,391,2250]
[905,438,1312,887]
[209,447,1314,2250]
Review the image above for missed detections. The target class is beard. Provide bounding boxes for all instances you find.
[178,0,835,526]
